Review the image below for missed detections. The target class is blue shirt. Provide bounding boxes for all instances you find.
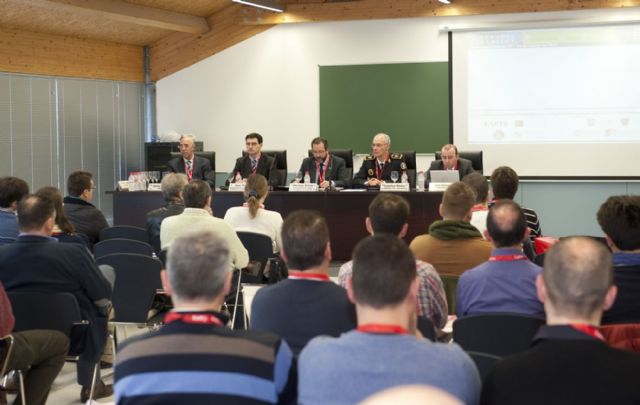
[457,248,544,318]
[0,210,19,242]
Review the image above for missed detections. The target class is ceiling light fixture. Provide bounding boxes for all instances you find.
[438,0,452,4]
[233,0,285,13]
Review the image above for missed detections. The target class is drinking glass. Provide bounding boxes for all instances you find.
[390,171,399,183]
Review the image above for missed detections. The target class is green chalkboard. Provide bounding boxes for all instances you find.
[319,62,450,154]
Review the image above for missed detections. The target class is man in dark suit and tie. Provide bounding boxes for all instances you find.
[426,144,475,183]
[167,134,215,188]
[296,137,351,190]
[227,133,278,187]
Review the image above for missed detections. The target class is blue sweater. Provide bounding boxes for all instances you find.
[299,330,481,405]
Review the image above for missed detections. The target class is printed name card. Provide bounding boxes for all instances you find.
[228,183,246,192]
[147,183,162,191]
[428,182,452,192]
[289,183,319,192]
[380,183,410,192]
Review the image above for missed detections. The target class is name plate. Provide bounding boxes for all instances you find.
[117,180,129,191]
[429,182,452,192]
[380,183,410,192]
[228,183,246,192]
[289,183,319,192]
[147,183,162,191]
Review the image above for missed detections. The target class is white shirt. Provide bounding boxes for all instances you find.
[224,206,283,253]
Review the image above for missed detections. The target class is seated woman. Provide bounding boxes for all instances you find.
[224,174,283,253]
[36,186,90,248]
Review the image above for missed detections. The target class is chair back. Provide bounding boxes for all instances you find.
[397,150,416,187]
[467,351,502,381]
[94,238,154,259]
[96,253,162,323]
[237,232,274,283]
[417,316,436,342]
[158,248,168,268]
[99,225,149,244]
[435,150,483,174]
[245,150,287,186]
[440,274,459,315]
[453,313,544,357]
[0,237,14,246]
[601,323,640,353]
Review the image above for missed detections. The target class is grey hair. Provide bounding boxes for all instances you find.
[180,133,196,142]
[374,133,391,146]
[167,229,231,301]
[161,173,188,202]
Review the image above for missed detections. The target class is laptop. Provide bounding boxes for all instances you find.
[430,170,460,183]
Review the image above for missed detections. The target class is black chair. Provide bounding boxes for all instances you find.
[94,238,154,260]
[308,148,354,180]
[244,150,287,186]
[236,232,274,284]
[0,335,25,405]
[169,150,216,187]
[99,225,149,244]
[417,316,436,342]
[467,351,502,381]
[158,248,168,268]
[435,150,483,174]
[398,150,416,187]
[453,313,545,357]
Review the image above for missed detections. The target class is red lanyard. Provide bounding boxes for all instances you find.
[374,155,389,180]
[489,254,528,261]
[314,154,330,184]
[471,204,488,213]
[288,271,330,282]
[185,160,193,181]
[164,312,223,326]
[357,323,409,335]
[571,323,605,341]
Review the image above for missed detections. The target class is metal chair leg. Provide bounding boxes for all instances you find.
[87,362,99,402]
[231,270,242,329]
[17,370,25,405]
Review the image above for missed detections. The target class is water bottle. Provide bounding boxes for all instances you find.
[401,171,408,184]
[417,171,425,191]
[303,171,311,184]
[128,173,135,191]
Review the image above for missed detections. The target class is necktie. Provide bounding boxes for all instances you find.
[318,162,324,184]
[251,158,258,173]
[186,160,193,180]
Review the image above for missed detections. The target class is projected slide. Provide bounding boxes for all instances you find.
[466,26,640,144]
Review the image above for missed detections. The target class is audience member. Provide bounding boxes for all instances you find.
[114,230,296,404]
[481,237,640,405]
[296,137,350,189]
[63,170,109,246]
[462,172,490,238]
[0,281,69,405]
[456,200,544,318]
[227,132,278,187]
[353,133,409,187]
[0,176,29,243]
[0,194,113,402]
[160,180,248,269]
[410,182,492,276]
[338,193,448,330]
[166,134,215,187]
[489,166,542,241]
[250,210,356,355]
[36,186,90,247]
[299,234,480,405]
[224,174,283,253]
[359,385,463,405]
[426,144,475,183]
[146,173,187,254]
[597,195,640,324]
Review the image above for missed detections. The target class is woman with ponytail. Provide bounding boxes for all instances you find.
[224,174,283,253]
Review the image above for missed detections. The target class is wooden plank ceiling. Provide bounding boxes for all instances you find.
[0,0,638,82]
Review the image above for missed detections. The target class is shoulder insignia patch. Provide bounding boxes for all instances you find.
[364,155,375,161]
[400,162,407,171]
[391,153,404,160]
[367,169,374,176]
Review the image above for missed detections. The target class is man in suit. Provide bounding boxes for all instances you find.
[481,237,640,405]
[426,144,474,183]
[296,137,351,189]
[167,134,215,188]
[227,132,278,187]
[353,133,409,187]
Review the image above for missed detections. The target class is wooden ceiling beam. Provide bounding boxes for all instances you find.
[236,0,640,25]
[22,0,210,34]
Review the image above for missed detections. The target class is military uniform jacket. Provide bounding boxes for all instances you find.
[353,153,408,186]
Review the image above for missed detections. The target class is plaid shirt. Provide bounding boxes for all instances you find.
[338,259,448,329]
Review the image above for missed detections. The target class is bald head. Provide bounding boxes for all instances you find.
[486,200,527,248]
[542,237,613,320]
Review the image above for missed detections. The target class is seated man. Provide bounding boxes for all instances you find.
[338,193,448,330]
[489,166,542,241]
[462,172,490,238]
[426,144,475,183]
[250,210,356,356]
[115,230,296,404]
[63,170,109,246]
[0,176,29,243]
[0,281,69,405]
[456,200,544,318]
[481,237,640,405]
[146,173,188,254]
[166,134,215,188]
[353,133,409,187]
[160,180,248,269]
[598,195,640,324]
[299,234,480,405]
[227,132,278,187]
[296,137,350,189]
[0,194,113,402]
[410,182,492,276]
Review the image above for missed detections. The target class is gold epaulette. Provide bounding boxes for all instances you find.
[390,152,404,160]
[363,155,376,161]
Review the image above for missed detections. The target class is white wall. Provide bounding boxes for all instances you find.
[156,7,640,174]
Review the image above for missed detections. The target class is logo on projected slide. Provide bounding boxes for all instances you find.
[493,130,505,140]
